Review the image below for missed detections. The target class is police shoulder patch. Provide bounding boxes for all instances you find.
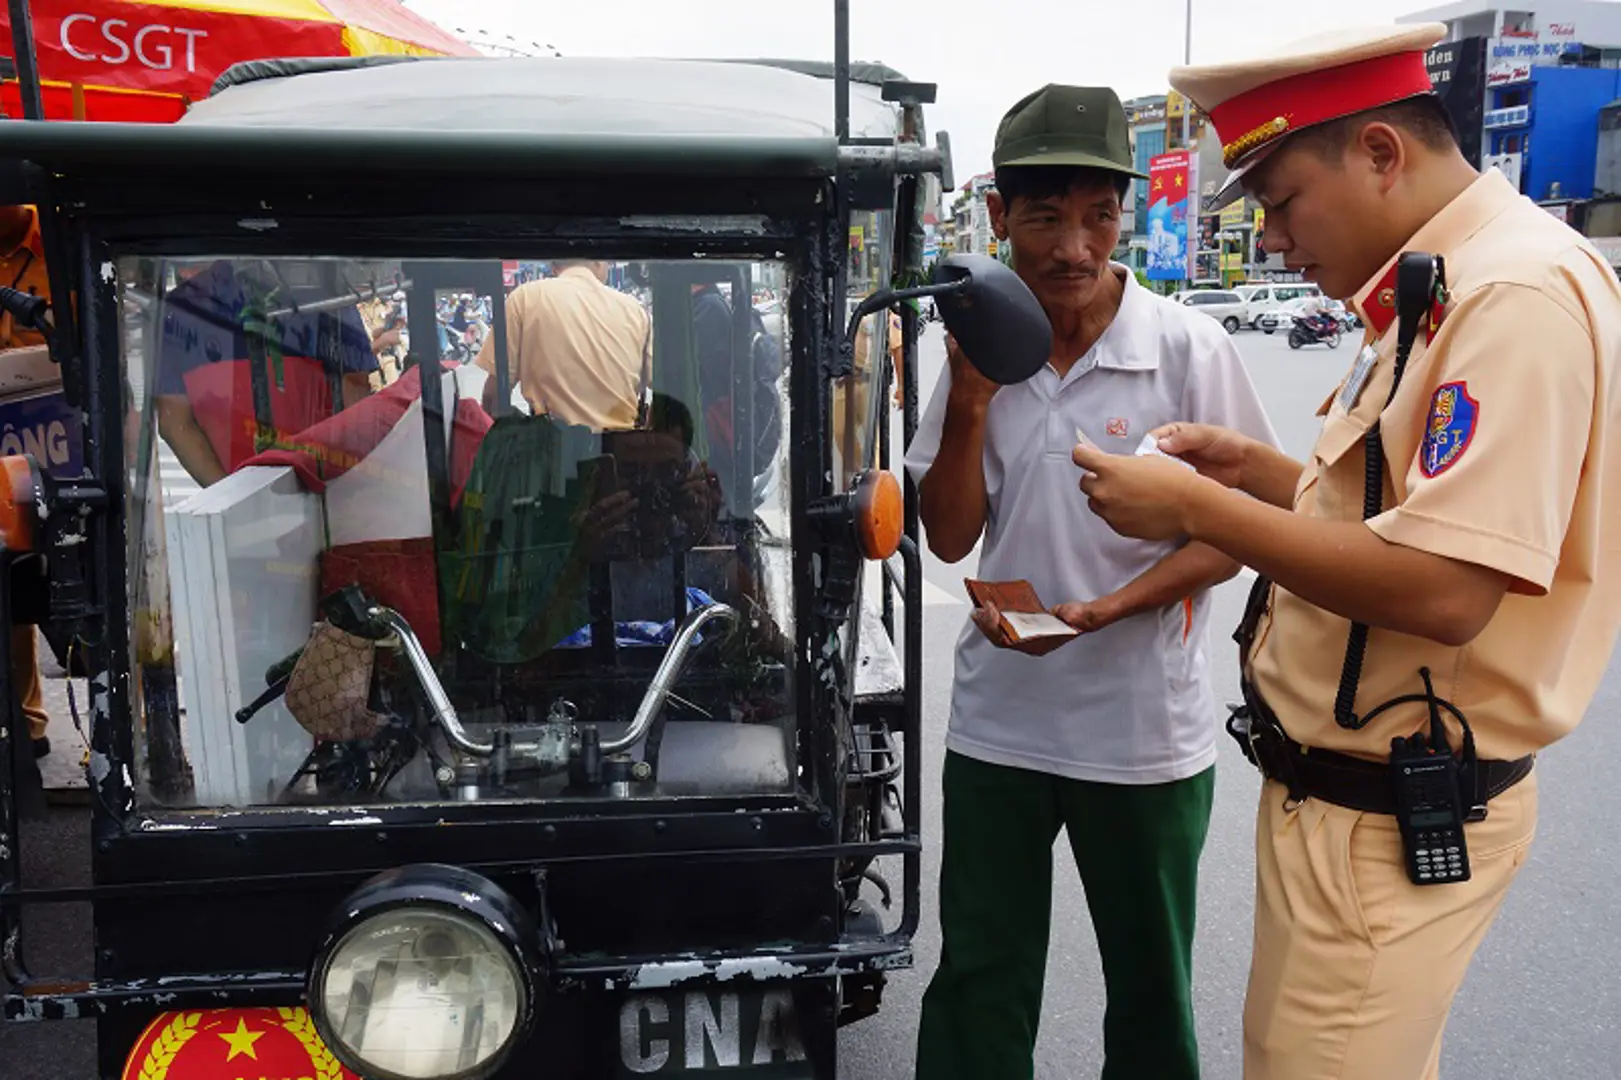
[1421,381,1479,478]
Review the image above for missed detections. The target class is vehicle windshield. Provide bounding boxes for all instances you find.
[123,253,796,810]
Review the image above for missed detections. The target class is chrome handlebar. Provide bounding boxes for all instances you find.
[602,602,739,754]
[371,600,739,762]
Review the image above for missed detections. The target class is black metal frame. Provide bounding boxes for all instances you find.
[0,14,939,1076]
[0,168,925,1029]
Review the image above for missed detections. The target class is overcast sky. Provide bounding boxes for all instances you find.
[403,0,1433,185]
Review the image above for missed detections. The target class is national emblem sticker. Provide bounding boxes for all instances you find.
[123,1007,359,1080]
[1421,381,1478,478]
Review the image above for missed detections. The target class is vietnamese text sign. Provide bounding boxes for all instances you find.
[1485,105,1530,129]
[1488,61,1532,86]
[0,391,82,479]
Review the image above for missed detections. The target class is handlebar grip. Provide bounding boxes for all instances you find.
[0,286,49,332]
[235,674,291,725]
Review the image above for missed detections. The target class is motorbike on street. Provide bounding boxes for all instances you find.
[1289,314,1343,350]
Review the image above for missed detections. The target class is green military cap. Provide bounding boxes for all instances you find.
[993,84,1147,178]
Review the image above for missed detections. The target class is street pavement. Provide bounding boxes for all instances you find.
[4,321,1620,1079]
[836,321,1621,1079]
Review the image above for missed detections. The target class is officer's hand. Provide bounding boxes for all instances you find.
[1147,422,1250,489]
[971,601,1073,657]
[945,332,1000,412]
[1072,443,1205,541]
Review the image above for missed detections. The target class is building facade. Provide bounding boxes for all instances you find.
[1404,1,1621,200]
[1485,63,1621,199]
[1123,95,1168,274]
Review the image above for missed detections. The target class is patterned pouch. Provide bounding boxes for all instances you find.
[283,621,388,743]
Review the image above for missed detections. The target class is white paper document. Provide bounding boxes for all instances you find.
[1002,610,1079,640]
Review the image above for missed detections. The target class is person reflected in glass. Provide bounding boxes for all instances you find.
[475,259,652,428]
[154,259,378,487]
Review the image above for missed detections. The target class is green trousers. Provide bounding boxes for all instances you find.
[915,751,1215,1080]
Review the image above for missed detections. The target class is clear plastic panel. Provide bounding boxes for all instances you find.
[123,254,795,809]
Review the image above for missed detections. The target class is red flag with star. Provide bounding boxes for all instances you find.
[1148,151,1191,209]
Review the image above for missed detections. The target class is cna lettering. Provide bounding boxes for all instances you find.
[60,14,208,73]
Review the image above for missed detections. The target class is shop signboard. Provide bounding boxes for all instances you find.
[1490,35,1583,62]
[1428,36,1487,167]
[1129,101,1167,126]
[0,390,83,479]
[1487,61,1532,87]
[1218,201,1247,228]
[1145,150,1192,282]
[1484,105,1530,129]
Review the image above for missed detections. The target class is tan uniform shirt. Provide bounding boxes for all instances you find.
[476,266,652,430]
[1249,169,1621,762]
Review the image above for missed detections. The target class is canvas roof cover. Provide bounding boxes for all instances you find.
[182,55,906,140]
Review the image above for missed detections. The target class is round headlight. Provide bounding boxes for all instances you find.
[309,865,541,1080]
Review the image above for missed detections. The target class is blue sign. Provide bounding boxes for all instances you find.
[0,391,83,479]
[1485,105,1531,128]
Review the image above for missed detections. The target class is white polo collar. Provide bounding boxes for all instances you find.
[1094,263,1160,372]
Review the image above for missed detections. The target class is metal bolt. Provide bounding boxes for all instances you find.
[653,820,667,835]
[817,811,833,830]
[750,816,764,832]
[96,839,110,854]
[543,825,558,842]
[234,833,248,847]
[435,766,456,785]
[98,948,117,967]
[631,761,653,782]
[375,832,388,845]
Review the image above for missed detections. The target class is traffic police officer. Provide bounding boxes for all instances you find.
[1070,23,1621,1080]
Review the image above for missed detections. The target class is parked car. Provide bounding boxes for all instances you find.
[1175,288,1248,334]
[1237,282,1323,329]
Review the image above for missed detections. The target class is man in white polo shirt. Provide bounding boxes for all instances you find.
[907,85,1278,1080]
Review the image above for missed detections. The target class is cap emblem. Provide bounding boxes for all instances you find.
[1222,115,1291,169]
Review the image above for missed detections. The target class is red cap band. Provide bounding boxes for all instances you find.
[1210,50,1437,168]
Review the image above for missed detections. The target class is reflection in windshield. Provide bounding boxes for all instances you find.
[124,255,795,811]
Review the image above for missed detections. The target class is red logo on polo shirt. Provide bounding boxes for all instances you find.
[1105,417,1129,438]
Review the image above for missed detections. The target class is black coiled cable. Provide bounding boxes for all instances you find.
[1333,254,1441,729]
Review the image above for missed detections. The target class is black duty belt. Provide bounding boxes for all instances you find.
[1227,679,1534,817]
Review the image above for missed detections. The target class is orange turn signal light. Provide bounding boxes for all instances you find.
[0,455,38,553]
[851,468,903,561]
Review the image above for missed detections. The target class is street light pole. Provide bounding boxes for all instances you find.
[1181,0,1192,150]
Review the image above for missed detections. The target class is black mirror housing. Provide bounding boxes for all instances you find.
[931,254,1051,385]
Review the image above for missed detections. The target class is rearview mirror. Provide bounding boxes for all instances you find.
[839,253,1051,386]
[930,254,1051,385]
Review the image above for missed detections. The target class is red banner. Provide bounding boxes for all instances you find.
[1148,150,1190,209]
[0,0,346,102]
